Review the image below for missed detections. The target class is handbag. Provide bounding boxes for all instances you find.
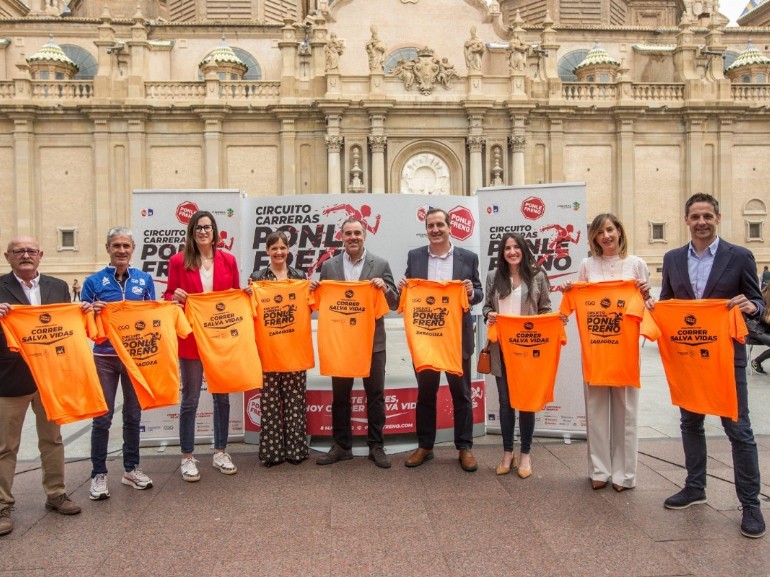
[477,341,491,374]
[746,317,769,336]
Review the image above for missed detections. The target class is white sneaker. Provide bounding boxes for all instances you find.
[180,457,201,482]
[121,467,153,490]
[89,474,110,500]
[213,452,238,475]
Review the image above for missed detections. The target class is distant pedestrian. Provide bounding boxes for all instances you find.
[71,278,80,302]
[761,265,770,290]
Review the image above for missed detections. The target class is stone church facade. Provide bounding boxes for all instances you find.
[0,0,768,281]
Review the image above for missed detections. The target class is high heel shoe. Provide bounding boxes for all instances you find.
[495,453,516,476]
[591,480,608,490]
[517,453,532,479]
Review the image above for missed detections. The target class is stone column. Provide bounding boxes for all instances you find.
[548,116,565,183]
[202,114,223,188]
[467,136,485,194]
[279,116,297,196]
[685,114,705,199]
[717,116,734,237]
[616,115,635,243]
[127,115,147,201]
[510,135,526,186]
[368,135,387,194]
[11,114,35,235]
[92,115,113,232]
[326,135,344,194]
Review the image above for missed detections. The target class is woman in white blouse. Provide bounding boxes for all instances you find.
[483,233,552,478]
[570,213,651,491]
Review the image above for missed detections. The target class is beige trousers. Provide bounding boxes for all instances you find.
[584,383,639,488]
[0,391,66,507]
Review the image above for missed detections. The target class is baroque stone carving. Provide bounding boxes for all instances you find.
[464,26,485,72]
[366,25,386,72]
[507,34,530,73]
[390,47,458,95]
[466,135,486,152]
[509,134,526,152]
[325,33,344,73]
[325,134,343,151]
[368,135,387,152]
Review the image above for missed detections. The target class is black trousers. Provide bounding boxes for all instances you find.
[331,350,386,450]
[415,356,473,450]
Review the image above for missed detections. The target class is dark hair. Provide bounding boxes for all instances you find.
[266,230,290,249]
[183,211,219,271]
[493,233,539,299]
[425,207,449,227]
[685,193,719,216]
[588,213,627,258]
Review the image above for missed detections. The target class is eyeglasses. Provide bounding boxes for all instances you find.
[10,248,40,256]
[194,225,213,233]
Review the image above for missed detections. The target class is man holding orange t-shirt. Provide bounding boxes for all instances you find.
[656,193,765,539]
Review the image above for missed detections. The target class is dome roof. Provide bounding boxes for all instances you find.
[726,40,770,72]
[199,39,247,71]
[574,41,620,71]
[26,37,79,71]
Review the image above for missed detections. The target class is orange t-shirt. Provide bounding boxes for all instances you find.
[251,280,314,373]
[185,289,262,393]
[0,303,107,424]
[311,281,389,378]
[397,280,470,375]
[641,299,746,421]
[96,301,193,410]
[559,280,645,387]
[488,312,567,412]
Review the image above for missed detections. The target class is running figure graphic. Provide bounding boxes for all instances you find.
[308,204,382,275]
[537,223,580,265]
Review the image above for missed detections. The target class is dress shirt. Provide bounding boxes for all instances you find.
[427,244,454,281]
[343,249,366,281]
[687,237,719,299]
[14,272,41,305]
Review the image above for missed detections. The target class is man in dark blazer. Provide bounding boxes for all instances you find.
[316,217,399,468]
[659,193,765,539]
[0,236,82,537]
[399,208,483,472]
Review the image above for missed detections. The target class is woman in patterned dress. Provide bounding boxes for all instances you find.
[250,231,310,466]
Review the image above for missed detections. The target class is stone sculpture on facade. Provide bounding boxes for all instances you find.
[366,25,386,72]
[507,33,530,73]
[325,32,344,72]
[464,26,485,72]
[391,47,457,95]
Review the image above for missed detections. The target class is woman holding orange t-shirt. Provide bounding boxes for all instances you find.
[249,231,310,467]
[564,213,652,492]
[164,211,246,483]
[483,233,552,478]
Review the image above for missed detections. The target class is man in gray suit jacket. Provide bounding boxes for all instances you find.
[399,208,484,472]
[658,193,765,539]
[316,218,399,468]
[0,237,83,537]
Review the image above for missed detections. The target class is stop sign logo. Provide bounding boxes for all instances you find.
[246,394,262,430]
[176,201,199,224]
[448,205,474,241]
[521,196,546,220]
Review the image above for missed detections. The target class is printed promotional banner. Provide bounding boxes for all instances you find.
[477,183,588,436]
[132,189,244,444]
[243,379,486,437]
[239,194,480,307]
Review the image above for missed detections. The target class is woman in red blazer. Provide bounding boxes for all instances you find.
[164,211,242,483]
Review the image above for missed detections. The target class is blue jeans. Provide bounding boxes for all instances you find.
[91,355,142,477]
[680,365,761,507]
[179,358,230,453]
[496,356,535,454]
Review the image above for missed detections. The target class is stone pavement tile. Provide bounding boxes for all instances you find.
[0,570,94,577]
[608,488,739,541]
[661,533,770,577]
[442,544,565,577]
[329,526,449,577]
[216,555,332,577]
[330,495,430,529]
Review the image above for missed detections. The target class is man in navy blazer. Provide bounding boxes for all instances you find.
[316,218,399,468]
[399,208,483,472]
[0,237,82,537]
[659,193,765,539]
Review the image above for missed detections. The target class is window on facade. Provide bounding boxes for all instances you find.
[557,49,589,82]
[60,44,98,79]
[57,227,78,252]
[742,74,751,83]
[746,221,763,242]
[384,47,419,74]
[758,74,766,83]
[649,221,666,243]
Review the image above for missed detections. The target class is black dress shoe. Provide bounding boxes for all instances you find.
[664,487,707,509]
[316,445,353,465]
[368,446,391,469]
[741,506,766,538]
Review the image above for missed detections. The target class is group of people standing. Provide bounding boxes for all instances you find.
[0,194,764,540]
